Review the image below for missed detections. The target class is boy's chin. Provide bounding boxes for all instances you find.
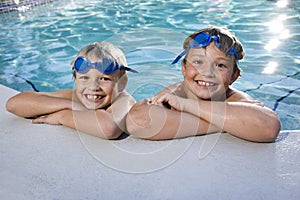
[82,103,99,110]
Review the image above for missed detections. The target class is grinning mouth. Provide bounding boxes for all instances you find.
[196,80,216,87]
[85,94,104,101]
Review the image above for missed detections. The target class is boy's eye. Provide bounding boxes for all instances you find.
[217,63,227,68]
[79,76,89,80]
[193,60,203,65]
[194,60,203,65]
[100,77,112,81]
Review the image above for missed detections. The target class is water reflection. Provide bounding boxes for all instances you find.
[263,0,290,74]
[276,0,288,8]
[262,61,278,74]
[264,39,280,51]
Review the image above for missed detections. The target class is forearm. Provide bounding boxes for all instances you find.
[126,100,220,140]
[6,92,73,118]
[60,110,123,139]
[184,99,281,142]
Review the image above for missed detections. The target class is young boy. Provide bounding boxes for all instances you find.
[6,42,137,139]
[126,26,281,142]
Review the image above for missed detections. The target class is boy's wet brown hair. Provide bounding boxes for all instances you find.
[183,26,245,73]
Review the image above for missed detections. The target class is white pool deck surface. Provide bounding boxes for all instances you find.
[1,84,300,200]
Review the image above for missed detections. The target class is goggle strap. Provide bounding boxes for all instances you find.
[226,47,239,59]
[171,48,188,64]
[120,66,139,73]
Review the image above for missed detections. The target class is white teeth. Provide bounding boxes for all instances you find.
[197,81,215,86]
[86,95,100,100]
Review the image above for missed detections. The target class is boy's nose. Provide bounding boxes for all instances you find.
[90,80,102,91]
[199,62,216,77]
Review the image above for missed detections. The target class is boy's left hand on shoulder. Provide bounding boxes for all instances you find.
[238,99,265,107]
[148,93,186,111]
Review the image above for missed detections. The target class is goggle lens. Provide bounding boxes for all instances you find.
[74,56,138,74]
[74,57,89,73]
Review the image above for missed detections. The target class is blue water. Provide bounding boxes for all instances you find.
[0,0,299,130]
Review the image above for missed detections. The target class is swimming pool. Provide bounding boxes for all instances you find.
[0,0,299,130]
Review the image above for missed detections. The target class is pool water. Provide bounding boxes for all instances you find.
[0,0,299,130]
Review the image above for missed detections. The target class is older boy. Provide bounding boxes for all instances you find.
[126,26,280,142]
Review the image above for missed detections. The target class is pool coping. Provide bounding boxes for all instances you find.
[1,84,299,199]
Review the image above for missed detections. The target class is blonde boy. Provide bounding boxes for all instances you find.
[6,42,137,139]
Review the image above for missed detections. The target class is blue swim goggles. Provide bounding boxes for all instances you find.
[172,32,239,64]
[74,56,138,74]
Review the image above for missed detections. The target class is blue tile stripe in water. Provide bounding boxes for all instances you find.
[243,71,300,111]
[273,87,300,111]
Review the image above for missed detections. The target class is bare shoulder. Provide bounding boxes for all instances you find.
[156,82,183,95]
[106,92,136,113]
[115,91,135,104]
[226,88,253,102]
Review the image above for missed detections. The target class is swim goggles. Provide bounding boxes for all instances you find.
[74,56,138,74]
[172,32,239,64]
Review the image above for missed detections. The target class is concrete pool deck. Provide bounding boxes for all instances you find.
[1,84,299,200]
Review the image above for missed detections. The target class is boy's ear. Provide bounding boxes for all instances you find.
[181,61,186,77]
[117,75,128,92]
[230,68,240,85]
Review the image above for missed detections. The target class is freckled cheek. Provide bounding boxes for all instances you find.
[102,83,116,94]
[184,67,199,78]
[75,84,88,94]
[220,73,232,86]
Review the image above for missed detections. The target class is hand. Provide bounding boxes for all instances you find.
[147,82,180,104]
[32,110,65,125]
[240,99,265,107]
[148,93,187,111]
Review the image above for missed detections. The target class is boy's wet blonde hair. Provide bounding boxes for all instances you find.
[71,41,128,79]
[183,26,245,73]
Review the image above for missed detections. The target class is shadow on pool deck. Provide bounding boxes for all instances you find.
[1,84,299,200]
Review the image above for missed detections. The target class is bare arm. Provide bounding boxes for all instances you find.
[126,100,221,140]
[186,100,280,142]
[32,92,135,139]
[36,109,123,139]
[153,93,281,142]
[5,90,79,118]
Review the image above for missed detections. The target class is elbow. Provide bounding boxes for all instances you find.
[105,132,122,140]
[125,101,152,139]
[126,116,159,140]
[126,103,167,141]
[265,117,281,142]
[259,116,281,143]
[101,125,123,140]
[126,110,148,139]
[6,97,17,114]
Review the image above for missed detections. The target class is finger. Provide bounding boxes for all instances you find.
[32,117,45,124]
[240,99,265,107]
[146,98,154,104]
[256,102,265,107]
[153,96,165,105]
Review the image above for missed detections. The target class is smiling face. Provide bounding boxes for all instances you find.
[182,42,240,101]
[74,68,120,110]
